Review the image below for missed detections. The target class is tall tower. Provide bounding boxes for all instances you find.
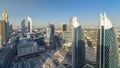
[0,20,6,47]
[2,9,9,42]
[96,12,119,68]
[21,19,26,36]
[47,25,51,38]
[47,23,55,37]
[72,17,85,68]
[62,23,67,31]
[28,16,32,33]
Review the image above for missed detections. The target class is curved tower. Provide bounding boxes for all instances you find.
[72,17,85,68]
[96,12,119,68]
[28,16,32,33]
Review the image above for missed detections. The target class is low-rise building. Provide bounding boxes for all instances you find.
[17,39,38,57]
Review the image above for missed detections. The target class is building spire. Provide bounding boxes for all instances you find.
[3,8,7,13]
[71,17,80,28]
[100,12,113,29]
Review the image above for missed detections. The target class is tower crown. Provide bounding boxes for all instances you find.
[100,12,113,29]
[28,16,32,22]
[2,9,8,21]
[71,17,80,28]
[3,9,7,13]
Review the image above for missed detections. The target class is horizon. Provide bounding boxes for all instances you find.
[0,0,120,27]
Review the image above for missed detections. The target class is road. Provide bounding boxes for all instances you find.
[14,60,31,68]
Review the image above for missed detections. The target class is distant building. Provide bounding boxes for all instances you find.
[28,16,32,33]
[9,24,12,34]
[62,31,71,41]
[21,19,26,36]
[47,26,51,38]
[43,57,56,68]
[62,23,67,31]
[96,12,119,68]
[17,39,38,57]
[71,17,85,68]
[47,23,55,37]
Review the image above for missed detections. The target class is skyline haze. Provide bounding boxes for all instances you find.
[0,0,120,26]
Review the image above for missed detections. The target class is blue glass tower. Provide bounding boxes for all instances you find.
[96,12,119,68]
[21,19,26,36]
[71,17,85,68]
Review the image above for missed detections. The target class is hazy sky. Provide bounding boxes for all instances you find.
[0,0,120,26]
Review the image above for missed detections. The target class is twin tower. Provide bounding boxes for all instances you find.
[71,12,119,68]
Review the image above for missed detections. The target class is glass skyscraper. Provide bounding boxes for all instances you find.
[28,16,32,33]
[71,17,85,68]
[21,19,26,36]
[96,12,119,68]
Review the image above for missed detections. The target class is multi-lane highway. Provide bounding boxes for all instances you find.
[13,60,31,68]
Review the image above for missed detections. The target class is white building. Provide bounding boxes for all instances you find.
[47,27,51,38]
[28,16,32,33]
[17,39,38,57]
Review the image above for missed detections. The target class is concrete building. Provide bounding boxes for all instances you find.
[96,12,119,68]
[62,31,71,42]
[47,26,51,38]
[17,39,38,57]
[47,23,55,37]
[71,17,85,68]
[62,23,67,31]
[43,57,56,68]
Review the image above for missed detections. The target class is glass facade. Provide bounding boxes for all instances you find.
[72,25,85,68]
[96,26,119,68]
[28,22,30,32]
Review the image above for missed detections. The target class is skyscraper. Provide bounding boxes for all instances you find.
[9,24,13,34]
[2,9,9,42]
[0,20,6,47]
[28,16,32,33]
[47,23,55,37]
[62,23,67,31]
[71,17,85,68]
[47,25,51,38]
[21,19,26,36]
[50,24,55,36]
[96,12,119,68]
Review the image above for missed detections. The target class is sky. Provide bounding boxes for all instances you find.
[0,0,120,26]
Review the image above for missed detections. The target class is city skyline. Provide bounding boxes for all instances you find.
[0,0,120,26]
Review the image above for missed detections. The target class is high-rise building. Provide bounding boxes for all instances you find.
[71,17,85,68]
[47,26,51,38]
[47,23,55,37]
[0,20,6,48]
[9,24,13,34]
[50,24,55,36]
[2,9,9,42]
[21,19,26,36]
[28,16,32,33]
[96,12,119,68]
[62,23,67,31]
